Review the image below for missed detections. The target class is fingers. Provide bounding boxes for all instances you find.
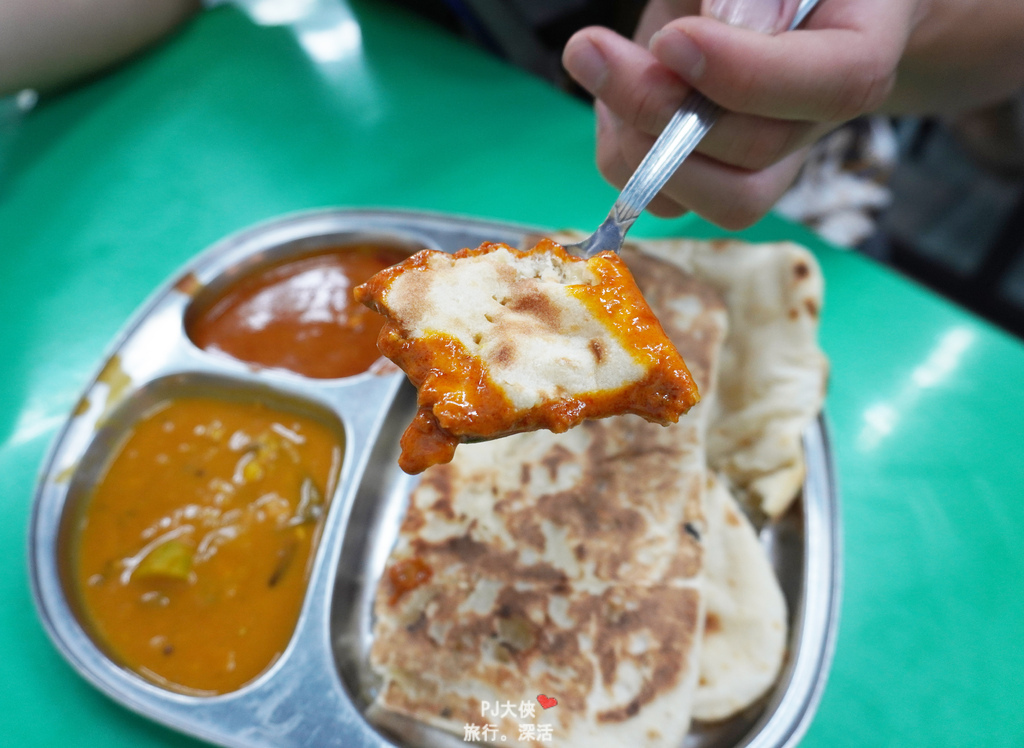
[564,27,688,138]
[649,0,916,121]
[596,101,809,229]
[564,0,888,228]
[595,102,688,218]
[564,26,824,170]
[705,113,829,171]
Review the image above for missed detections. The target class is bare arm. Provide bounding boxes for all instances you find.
[0,0,201,98]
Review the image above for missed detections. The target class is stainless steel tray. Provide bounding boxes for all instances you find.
[29,208,841,748]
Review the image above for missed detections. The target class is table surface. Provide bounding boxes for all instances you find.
[1,4,1022,747]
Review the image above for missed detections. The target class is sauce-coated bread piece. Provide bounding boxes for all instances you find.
[355,239,700,473]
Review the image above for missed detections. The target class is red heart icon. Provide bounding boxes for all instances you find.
[537,694,558,709]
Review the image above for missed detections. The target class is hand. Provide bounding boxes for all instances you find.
[563,0,927,228]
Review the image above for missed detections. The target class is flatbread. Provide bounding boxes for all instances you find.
[354,240,699,474]
[693,472,788,722]
[618,238,827,518]
[370,235,827,741]
[370,254,728,746]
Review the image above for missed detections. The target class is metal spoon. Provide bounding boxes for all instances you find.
[566,0,824,258]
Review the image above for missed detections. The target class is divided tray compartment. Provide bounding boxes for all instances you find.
[29,209,841,748]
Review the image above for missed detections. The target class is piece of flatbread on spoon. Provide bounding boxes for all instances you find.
[354,239,700,474]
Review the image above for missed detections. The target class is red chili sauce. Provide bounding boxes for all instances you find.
[188,245,413,379]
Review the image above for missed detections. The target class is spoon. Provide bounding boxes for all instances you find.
[566,0,824,258]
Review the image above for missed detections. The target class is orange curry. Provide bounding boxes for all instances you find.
[355,239,699,474]
[188,245,412,379]
[72,397,343,695]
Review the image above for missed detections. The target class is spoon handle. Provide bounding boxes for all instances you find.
[610,91,720,237]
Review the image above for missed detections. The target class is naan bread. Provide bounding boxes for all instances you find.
[618,238,827,518]
[371,234,827,741]
[693,472,787,722]
[370,255,728,746]
[354,239,699,474]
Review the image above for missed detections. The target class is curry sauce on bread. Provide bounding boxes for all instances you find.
[354,239,700,473]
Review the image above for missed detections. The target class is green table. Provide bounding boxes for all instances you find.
[2,4,1022,746]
